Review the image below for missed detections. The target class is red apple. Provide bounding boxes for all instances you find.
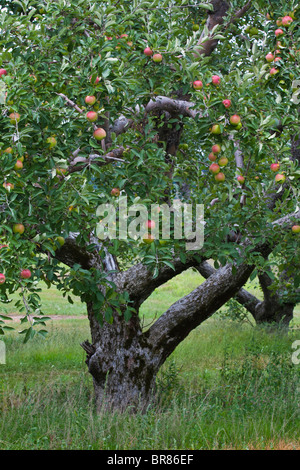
[0,273,6,284]
[291,225,300,233]
[275,28,284,37]
[21,269,31,279]
[14,160,23,170]
[144,47,153,56]
[146,219,155,229]
[275,173,285,183]
[209,163,220,174]
[274,57,282,62]
[193,80,203,90]
[153,53,162,63]
[270,163,280,172]
[3,147,13,154]
[212,75,221,86]
[86,111,98,122]
[93,128,106,140]
[0,69,7,77]
[270,67,279,76]
[222,99,231,108]
[282,16,293,26]
[111,188,120,197]
[3,182,14,191]
[215,172,225,182]
[13,223,25,234]
[85,96,96,105]
[230,114,241,125]
[208,152,217,162]
[212,144,221,154]
[237,175,245,184]
[265,52,274,62]
[90,75,100,84]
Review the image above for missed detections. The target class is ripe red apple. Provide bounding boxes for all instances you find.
[111,187,120,197]
[212,144,221,154]
[193,80,203,90]
[86,111,98,122]
[282,16,293,26]
[270,163,280,172]
[0,69,7,77]
[218,157,228,167]
[93,128,106,140]
[212,75,221,86]
[208,152,217,162]
[146,219,155,229]
[266,52,274,62]
[222,99,231,108]
[209,163,220,174]
[142,233,155,244]
[230,115,241,125]
[275,28,284,37]
[215,172,225,182]
[153,53,162,63]
[211,124,221,135]
[237,175,245,184]
[9,112,20,124]
[291,225,300,233]
[144,47,153,56]
[275,173,285,183]
[85,96,96,105]
[270,67,279,76]
[13,223,25,234]
[3,182,14,191]
[14,160,23,170]
[21,269,31,279]
[0,273,6,284]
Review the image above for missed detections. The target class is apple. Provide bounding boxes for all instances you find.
[142,233,155,244]
[218,157,228,167]
[14,160,23,170]
[274,57,282,62]
[144,47,153,56]
[85,96,96,105]
[275,173,285,183]
[276,17,283,26]
[270,67,279,76]
[93,128,106,140]
[153,53,162,63]
[46,136,57,148]
[211,124,221,135]
[86,111,98,122]
[21,269,32,279]
[237,175,245,184]
[282,16,293,26]
[111,187,120,197]
[212,144,221,154]
[208,152,217,162]
[13,223,25,234]
[270,163,280,172]
[212,75,221,86]
[3,147,13,154]
[120,34,128,38]
[146,219,155,229]
[56,168,66,176]
[265,52,274,62]
[90,76,100,84]
[192,24,200,31]
[222,99,231,108]
[230,114,241,125]
[3,182,14,191]
[291,225,300,233]
[56,236,65,246]
[275,28,284,37]
[9,112,20,124]
[215,172,225,182]
[209,163,220,174]
[0,69,7,77]
[193,80,203,90]
[0,273,6,284]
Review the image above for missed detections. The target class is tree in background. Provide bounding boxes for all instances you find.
[0,0,299,411]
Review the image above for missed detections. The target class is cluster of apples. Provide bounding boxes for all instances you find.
[143,46,163,63]
[84,95,107,141]
[0,269,32,285]
[266,14,294,76]
[270,162,286,184]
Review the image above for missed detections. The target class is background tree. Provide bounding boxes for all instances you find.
[0,0,299,411]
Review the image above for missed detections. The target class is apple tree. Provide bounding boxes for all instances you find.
[0,0,299,411]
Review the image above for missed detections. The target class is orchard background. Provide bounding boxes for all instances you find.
[0,0,299,450]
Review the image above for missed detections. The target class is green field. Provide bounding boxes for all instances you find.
[0,270,299,450]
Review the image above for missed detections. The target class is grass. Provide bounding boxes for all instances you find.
[0,270,299,450]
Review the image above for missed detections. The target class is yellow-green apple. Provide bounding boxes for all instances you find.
[56,236,65,246]
[230,114,241,125]
[14,160,23,170]
[291,225,300,233]
[237,175,245,183]
[282,16,293,26]
[218,157,228,167]
[13,223,25,234]
[275,28,284,37]
[3,147,13,154]
[93,128,106,140]
[275,173,285,183]
[211,124,221,135]
[9,112,20,124]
